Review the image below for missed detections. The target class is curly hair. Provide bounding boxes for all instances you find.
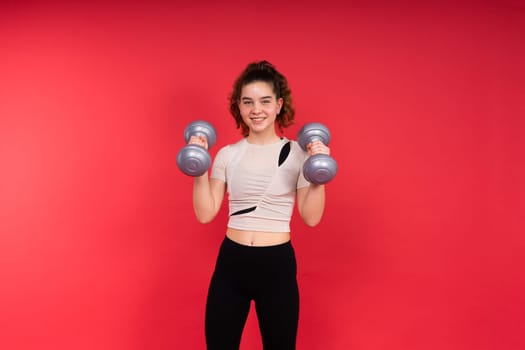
[229,60,295,136]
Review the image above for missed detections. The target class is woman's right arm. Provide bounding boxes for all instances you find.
[187,134,226,223]
[192,175,225,223]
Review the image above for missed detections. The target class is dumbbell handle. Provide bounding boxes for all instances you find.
[307,136,325,145]
[187,135,209,149]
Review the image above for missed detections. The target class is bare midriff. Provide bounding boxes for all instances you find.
[226,227,291,247]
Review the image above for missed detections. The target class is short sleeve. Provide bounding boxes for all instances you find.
[210,145,229,182]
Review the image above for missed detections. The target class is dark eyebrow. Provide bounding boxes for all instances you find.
[241,96,274,101]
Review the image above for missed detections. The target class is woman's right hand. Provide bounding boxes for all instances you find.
[188,135,208,150]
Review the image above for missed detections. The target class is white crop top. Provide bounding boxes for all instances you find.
[210,137,310,233]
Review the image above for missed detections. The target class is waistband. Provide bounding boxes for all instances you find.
[222,235,292,250]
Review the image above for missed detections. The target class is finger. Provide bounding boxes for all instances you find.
[188,136,206,147]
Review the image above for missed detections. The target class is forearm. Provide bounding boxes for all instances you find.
[192,173,217,223]
[299,184,326,227]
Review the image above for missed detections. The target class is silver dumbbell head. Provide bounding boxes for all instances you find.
[176,144,212,177]
[297,122,331,150]
[184,120,217,148]
[303,154,338,185]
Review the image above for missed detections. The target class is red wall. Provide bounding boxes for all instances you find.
[1,1,524,349]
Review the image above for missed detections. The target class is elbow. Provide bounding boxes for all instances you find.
[299,208,324,227]
[303,216,322,227]
[194,212,216,224]
[196,217,213,224]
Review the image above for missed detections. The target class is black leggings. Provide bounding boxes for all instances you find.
[205,236,299,350]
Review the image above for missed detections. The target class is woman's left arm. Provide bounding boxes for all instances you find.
[297,184,326,227]
[296,140,330,227]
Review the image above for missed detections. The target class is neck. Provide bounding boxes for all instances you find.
[246,130,281,145]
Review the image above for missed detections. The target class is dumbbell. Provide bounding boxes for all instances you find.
[176,120,217,176]
[297,122,338,184]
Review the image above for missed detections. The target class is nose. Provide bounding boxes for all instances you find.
[251,101,262,114]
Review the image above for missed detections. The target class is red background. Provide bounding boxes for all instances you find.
[1,1,524,349]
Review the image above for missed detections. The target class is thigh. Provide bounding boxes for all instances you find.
[205,265,251,349]
[254,247,299,349]
[256,279,299,350]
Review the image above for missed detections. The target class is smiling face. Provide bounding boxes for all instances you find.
[238,81,284,138]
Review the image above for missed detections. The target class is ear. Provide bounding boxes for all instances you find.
[277,97,284,112]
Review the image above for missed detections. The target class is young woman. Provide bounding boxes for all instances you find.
[189,60,330,349]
